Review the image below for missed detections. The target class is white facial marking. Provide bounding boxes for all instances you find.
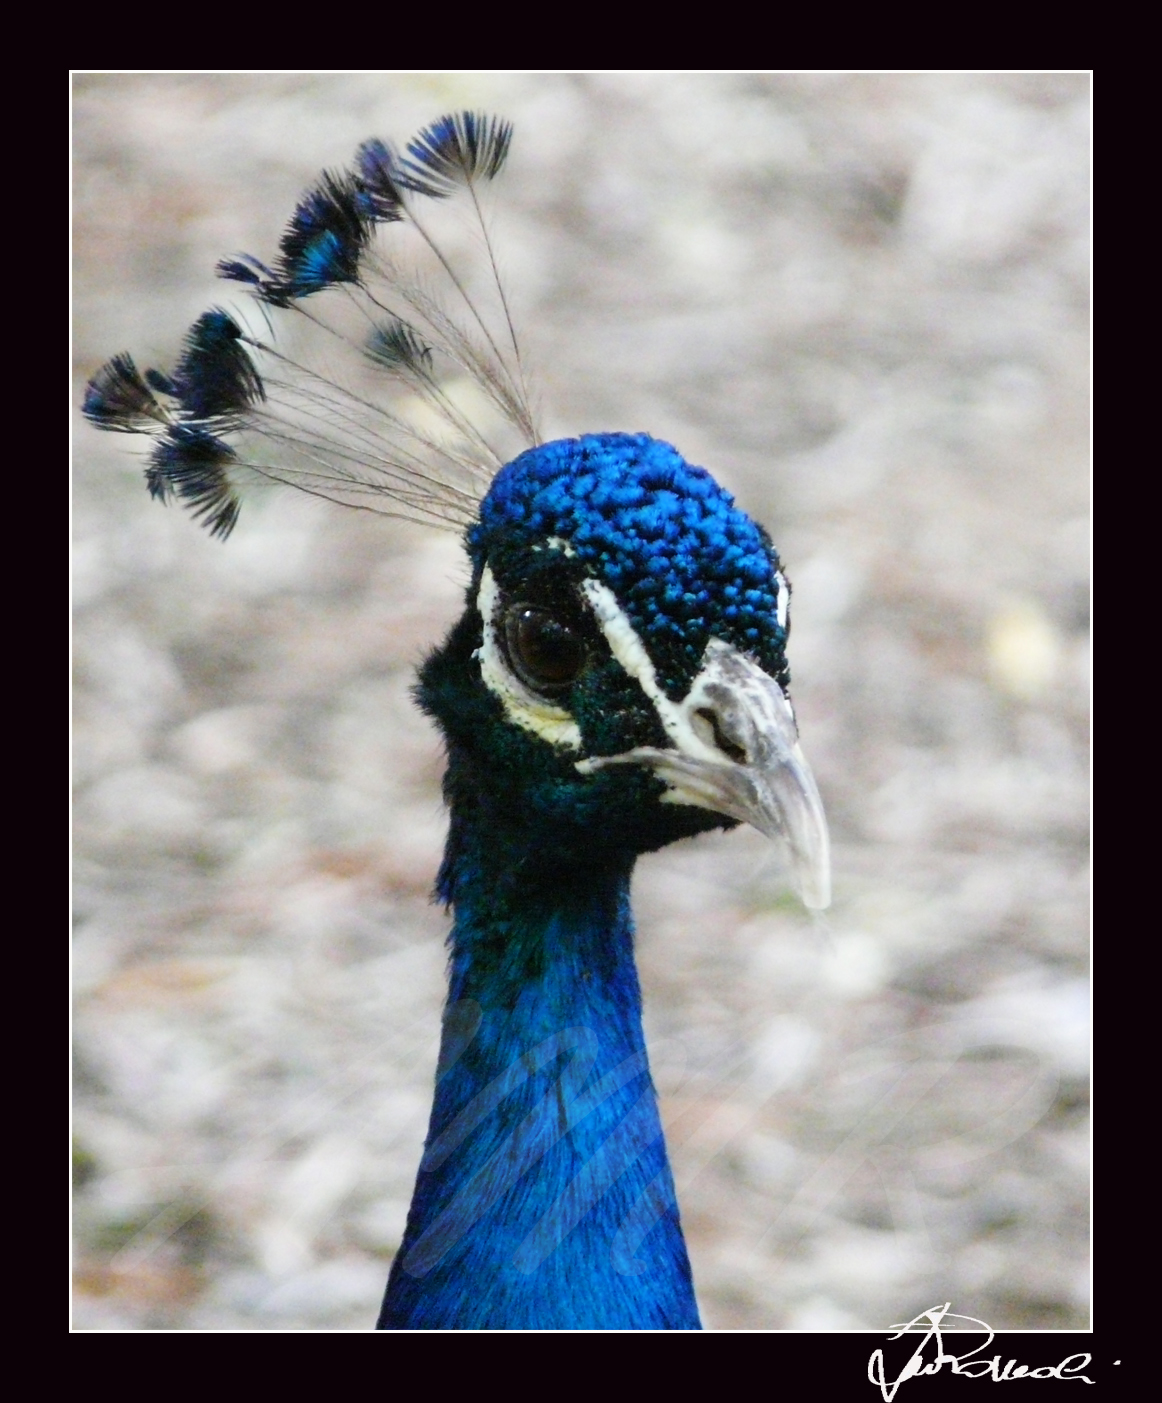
[576,576,802,805]
[573,582,829,908]
[476,566,582,751]
[775,571,789,631]
[578,579,740,768]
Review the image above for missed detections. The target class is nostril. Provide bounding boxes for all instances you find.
[694,707,748,765]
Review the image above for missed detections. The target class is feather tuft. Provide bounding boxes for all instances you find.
[216,253,276,289]
[83,353,169,432]
[147,424,240,538]
[85,111,537,539]
[397,112,513,199]
[171,309,265,421]
[365,319,435,373]
[263,171,371,304]
[145,367,177,396]
[353,139,407,223]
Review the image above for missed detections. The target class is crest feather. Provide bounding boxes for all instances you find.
[84,112,537,539]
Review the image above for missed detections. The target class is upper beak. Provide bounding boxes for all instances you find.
[576,638,831,909]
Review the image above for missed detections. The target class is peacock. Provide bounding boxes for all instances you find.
[83,111,830,1331]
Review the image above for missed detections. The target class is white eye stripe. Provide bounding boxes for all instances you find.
[477,563,789,760]
[475,566,583,751]
[579,579,726,766]
[775,571,789,630]
[576,579,797,779]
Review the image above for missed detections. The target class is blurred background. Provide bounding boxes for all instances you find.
[73,73,1090,1331]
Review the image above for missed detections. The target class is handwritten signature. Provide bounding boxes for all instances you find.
[868,1303,1093,1398]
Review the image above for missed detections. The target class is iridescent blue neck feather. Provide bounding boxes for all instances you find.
[377,831,699,1330]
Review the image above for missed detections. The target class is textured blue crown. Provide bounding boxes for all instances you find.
[470,434,788,698]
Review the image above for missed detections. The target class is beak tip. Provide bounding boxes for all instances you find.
[801,877,832,911]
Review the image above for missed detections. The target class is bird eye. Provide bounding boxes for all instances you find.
[504,605,586,693]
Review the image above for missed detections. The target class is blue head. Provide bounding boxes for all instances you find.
[473,433,788,696]
[419,432,828,907]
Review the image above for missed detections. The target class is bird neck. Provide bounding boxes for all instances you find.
[377,817,701,1330]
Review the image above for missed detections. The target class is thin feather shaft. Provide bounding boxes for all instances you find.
[237,460,469,530]
[252,355,493,496]
[355,263,530,446]
[372,262,535,442]
[250,415,484,509]
[402,206,530,431]
[464,178,532,429]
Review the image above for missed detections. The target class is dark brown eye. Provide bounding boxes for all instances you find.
[504,605,586,692]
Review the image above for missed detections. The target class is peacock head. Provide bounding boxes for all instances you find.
[419,432,830,908]
[82,110,830,911]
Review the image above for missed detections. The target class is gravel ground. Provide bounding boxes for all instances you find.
[73,73,1090,1332]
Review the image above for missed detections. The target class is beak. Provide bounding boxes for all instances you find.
[576,637,831,909]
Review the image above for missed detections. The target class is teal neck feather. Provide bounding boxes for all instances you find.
[377,824,701,1330]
